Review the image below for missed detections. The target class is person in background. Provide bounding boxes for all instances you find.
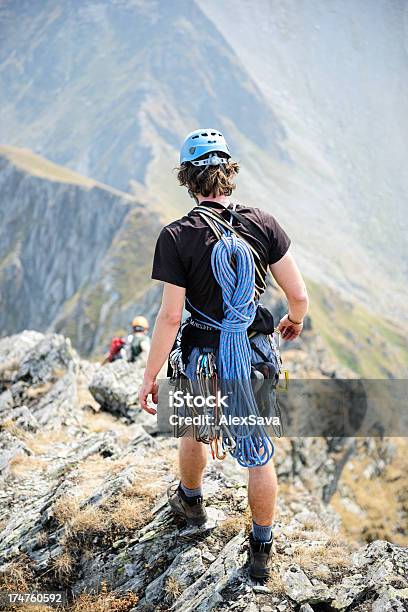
[102,316,150,365]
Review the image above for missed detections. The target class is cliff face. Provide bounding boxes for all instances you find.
[0,148,162,355]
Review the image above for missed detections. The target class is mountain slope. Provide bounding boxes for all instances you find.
[199,0,408,314]
[1,0,406,325]
[0,146,407,376]
[0,0,286,191]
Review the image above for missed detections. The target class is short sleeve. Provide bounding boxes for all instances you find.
[151,227,187,288]
[260,210,291,264]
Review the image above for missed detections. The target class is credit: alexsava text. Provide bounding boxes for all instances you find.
[168,414,281,427]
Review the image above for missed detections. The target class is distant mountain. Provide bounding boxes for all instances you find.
[1,0,407,326]
[0,0,286,192]
[0,146,162,354]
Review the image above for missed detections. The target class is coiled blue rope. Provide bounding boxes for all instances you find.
[187,230,275,467]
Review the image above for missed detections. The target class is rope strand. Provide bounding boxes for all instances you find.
[188,228,274,467]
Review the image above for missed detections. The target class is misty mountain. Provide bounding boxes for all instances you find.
[0,0,407,369]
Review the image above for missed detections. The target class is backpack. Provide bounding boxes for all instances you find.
[108,337,125,361]
[127,334,149,362]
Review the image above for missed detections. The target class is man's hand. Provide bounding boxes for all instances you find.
[277,314,303,341]
[138,376,159,415]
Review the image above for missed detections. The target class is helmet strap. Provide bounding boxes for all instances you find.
[196,166,208,180]
[219,163,228,177]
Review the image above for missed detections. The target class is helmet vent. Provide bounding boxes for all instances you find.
[201,132,208,136]
[192,135,199,139]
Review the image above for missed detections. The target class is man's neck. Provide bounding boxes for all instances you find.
[195,194,231,207]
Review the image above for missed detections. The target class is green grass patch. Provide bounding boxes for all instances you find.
[306,278,408,378]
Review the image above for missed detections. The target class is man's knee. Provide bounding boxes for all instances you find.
[248,461,278,482]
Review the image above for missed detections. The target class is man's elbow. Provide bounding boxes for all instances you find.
[158,308,182,327]
[288,287,309,306]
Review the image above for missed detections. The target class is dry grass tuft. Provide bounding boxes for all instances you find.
[36,530,48,547]
[71,581,138,612]
[9,454,47,477]
[1,420,31,441]
[54,455,132,508]
[1,421,70,456]
[292,542,349,571]
[52,367,68,379]
[82,410,122,435]
[218,516,246,540]
[25,429,70,454]
[69,506,109,537]
[164,576,183,599]
[0,557,34,591]
[0,357,20,377]
[53,551,74,582]
[52,468,163,547]
[121,473,162,501]
[110,497,149,531]
[53,496,81,524]
[266,566,285,595]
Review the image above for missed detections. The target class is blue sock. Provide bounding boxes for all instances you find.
[252,520,273,542]
[179,481,203,498]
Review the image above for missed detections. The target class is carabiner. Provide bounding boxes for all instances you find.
[213,436,227,460]
[209,438,216,460]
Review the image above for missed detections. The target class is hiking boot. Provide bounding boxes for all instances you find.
[167,482,207,526]
[248,532,273,580]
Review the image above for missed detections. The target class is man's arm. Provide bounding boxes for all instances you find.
[269,251,309,341]
[139,283,185,413]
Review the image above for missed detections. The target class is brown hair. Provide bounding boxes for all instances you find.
[176,157,240,197]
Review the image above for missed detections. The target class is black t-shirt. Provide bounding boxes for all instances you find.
[151,200,291,325]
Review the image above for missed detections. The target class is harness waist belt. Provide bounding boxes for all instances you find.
[189,318,219,332]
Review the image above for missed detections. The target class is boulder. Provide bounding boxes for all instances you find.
[89,360,143,421]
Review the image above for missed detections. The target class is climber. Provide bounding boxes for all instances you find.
[102,316,150,365]
[138,128,309,580]
[126,316,151,362]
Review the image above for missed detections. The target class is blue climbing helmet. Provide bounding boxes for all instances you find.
[180,128,231,166]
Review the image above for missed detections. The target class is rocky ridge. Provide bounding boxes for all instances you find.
[0,150,162,356]
[0,331,407,611]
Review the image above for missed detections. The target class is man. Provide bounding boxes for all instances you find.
[139,128,308,579]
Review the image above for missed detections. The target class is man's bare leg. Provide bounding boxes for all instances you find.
[248,460,278,526]
[179,437,208,488]
[247,460,277,578]
[167,437,208,526]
